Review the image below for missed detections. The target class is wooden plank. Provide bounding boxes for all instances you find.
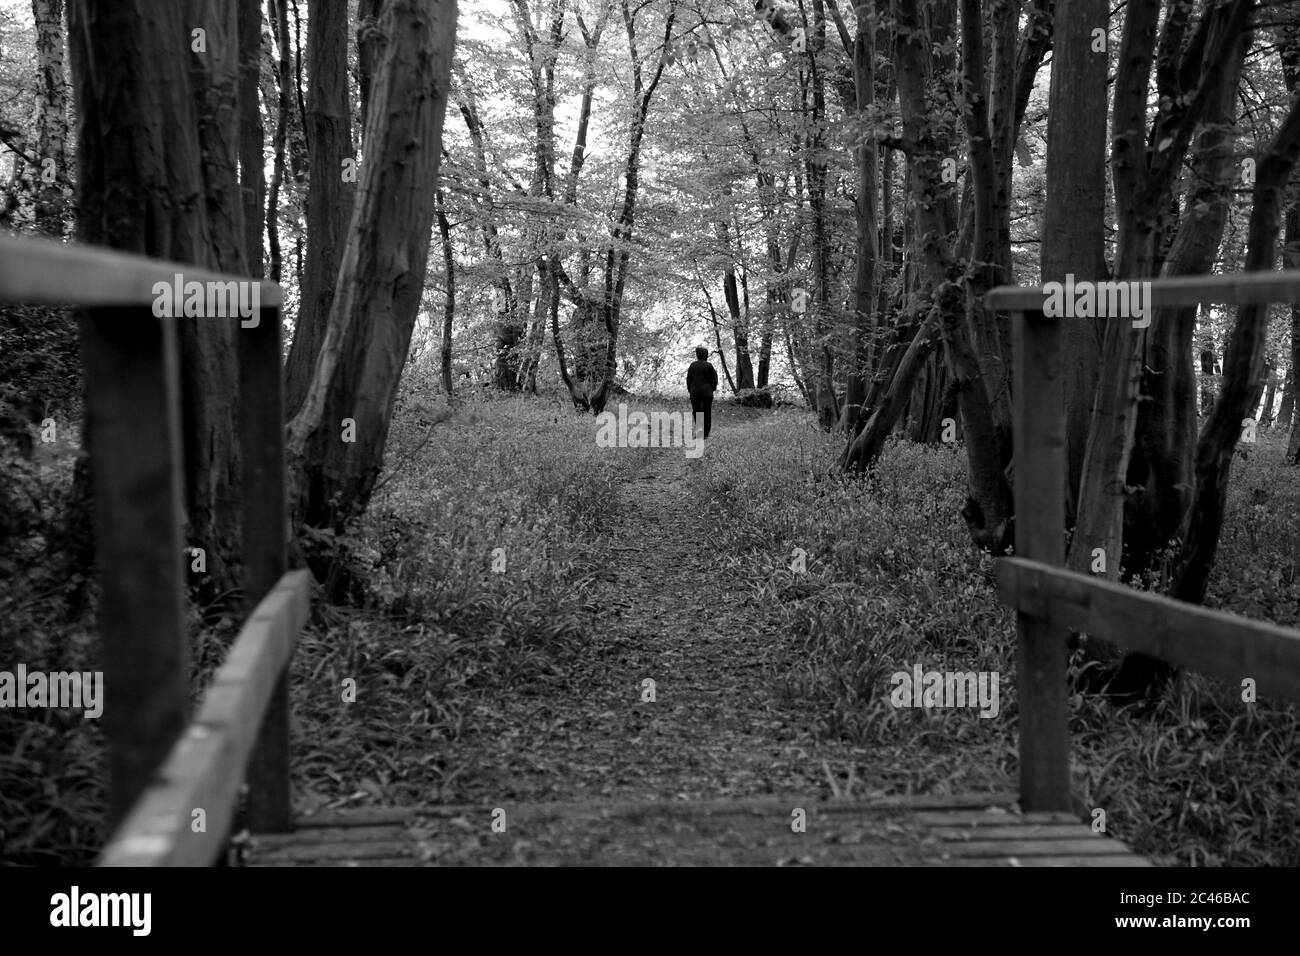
[1013,855,1153,867]
[986,269,1300,311]
[240,305,292,833]
[1011,308,1071,812]
[98,571,311,866]
[250,841,417,863]
[0,234,282,308]
[997,558,1300,700]
[250,826,410,846]
[296,808,417,828]
[248,857,422,868]
[943,854,1152,867]
[931,824,1100,840]
[915,811,1081,826]
[946,838,1132,857]
[79,306,188,828]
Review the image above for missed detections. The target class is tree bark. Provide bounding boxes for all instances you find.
[437,188,455,399]
[1041,0,1107,521]
[1173,92,1300,603]
[266,0,291,283]
[284,0,354,418]
[238,0,264,276]
[31,0,69,237]
[286,0,457,530]
[892,0,1013,552]
[1125,24,1249,578]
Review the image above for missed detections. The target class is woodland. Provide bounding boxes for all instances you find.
[1,0,1299,867]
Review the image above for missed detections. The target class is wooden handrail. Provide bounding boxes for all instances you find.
[999,283,1300,816]
[0,234,282,308]
[999,558,1300,701]
[99,571,311,866]
[987,269,1300,310]
[0,233,301,864]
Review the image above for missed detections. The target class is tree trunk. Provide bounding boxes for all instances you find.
[1259,358,1278,424]
[1277,365,1295,433]
[181,0,249,600]
[842,311,940,468]
[1067,0,1251,591]
[437,188,455,399]
[238,0,265,276]
[284,0,353,418]
[286,0,457,530]
[266,0,290,283]
[1040,0,1107,521]
[1124,25,1248,579]
[719,217,755,391]
[838,2,876,432]
[31,0,69,237]
[892,0,1013,552]
[1173,92,1300,602]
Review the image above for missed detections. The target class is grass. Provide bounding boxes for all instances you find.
[690,412,1300,866]
[3,384,1298,866]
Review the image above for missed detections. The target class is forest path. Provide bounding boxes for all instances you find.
[423,429,884,808]
[245,424,1146,865]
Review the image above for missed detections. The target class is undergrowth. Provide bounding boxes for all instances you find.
[0,386,634,863]
[691,413,1300,866]
[4,384,1297,867]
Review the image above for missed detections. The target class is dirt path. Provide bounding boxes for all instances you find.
[248,426,1145,865]
[430,432,885,808]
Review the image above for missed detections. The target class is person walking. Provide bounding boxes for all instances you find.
[686,346,718,439]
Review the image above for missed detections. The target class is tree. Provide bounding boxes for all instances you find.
[1172,90,1300,603]
[1040,0,1106,521]
[284,0,354,418]
[286,0,458,531]
[30,0,68,237]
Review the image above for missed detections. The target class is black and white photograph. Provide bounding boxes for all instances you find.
[0,0,1294,931]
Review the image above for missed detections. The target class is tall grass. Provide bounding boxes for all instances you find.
[691,412,1300,865]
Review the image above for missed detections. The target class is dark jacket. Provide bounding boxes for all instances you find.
[686,359,718,399]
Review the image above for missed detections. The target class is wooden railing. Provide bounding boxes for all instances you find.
[0,234,309,865]
[987,274,1300,812]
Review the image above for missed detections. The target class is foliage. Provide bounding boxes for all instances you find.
[693,415,1300,865]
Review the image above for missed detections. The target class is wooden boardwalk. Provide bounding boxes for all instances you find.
[242,793,1151,867]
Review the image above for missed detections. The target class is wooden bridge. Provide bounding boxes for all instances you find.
[7,235,1300,866]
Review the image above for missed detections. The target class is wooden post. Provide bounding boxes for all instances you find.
[80,307,189,827]
[239,303,292,832]
[1012,308,1071,812]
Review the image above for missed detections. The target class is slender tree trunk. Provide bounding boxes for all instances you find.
[238,0,265,276]
[31,0,69,237]
[891,0,1013,551]
[286,0,457,530]
[1070,0,1252,591]
[437,188,455,399]
[1277,365,1295,432]
[285,0,353,417]
[180,0,248,599]
[1041,0,1107,521]
[1259,358,1278,424]
[266,0,290,283]
[1173,93,1300,602]
[840,1,877,435]
[719,217,755,391]
[1125,27,1248,577]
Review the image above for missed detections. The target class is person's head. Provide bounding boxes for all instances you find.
[695,346,708,360]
